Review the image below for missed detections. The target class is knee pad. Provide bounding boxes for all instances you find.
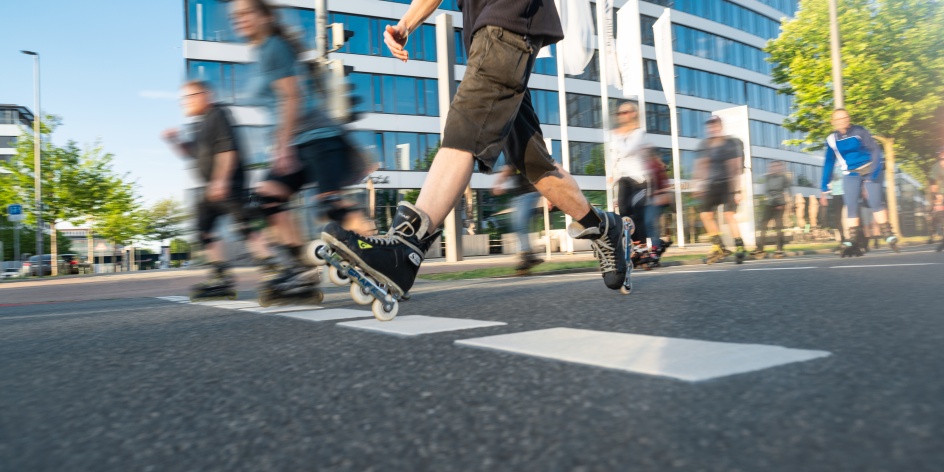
[256,193,290,217]
[319,194,361,223]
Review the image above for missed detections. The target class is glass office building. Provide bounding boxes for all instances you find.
[182,0,820,238]
[0,105,34,164]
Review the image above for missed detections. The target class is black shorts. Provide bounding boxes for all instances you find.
[264,136,351,195]
[700,181,737,213]
[197,190,252,236]
[440,27,557,183]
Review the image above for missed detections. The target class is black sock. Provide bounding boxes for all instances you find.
[577,209,602,229]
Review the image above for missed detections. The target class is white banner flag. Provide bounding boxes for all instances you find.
[616,0,644,99]
[652,9,675,105]
[601,0,622,89]
[558,0,595,75]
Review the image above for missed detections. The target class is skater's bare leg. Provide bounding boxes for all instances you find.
[700,212,720,235]
[723,211,741,239]
[533,164,593,219]
[204,237,225,264]
[414,148,475,227]
[872,209,889,225]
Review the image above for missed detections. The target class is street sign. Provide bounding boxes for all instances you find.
[7,204,24,222]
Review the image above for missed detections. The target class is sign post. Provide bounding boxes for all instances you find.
[8,205,24,264]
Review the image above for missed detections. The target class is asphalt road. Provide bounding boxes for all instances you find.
[1,247,942,471]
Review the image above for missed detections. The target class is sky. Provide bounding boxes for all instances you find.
[0,0,199,209]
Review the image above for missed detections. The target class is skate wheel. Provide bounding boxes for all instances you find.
[328,264,351,286]
[258,291,273,307]
[350,283,373,305]
[310,289,325,305]
[305,239,329,266]
[620,285,632,295]
[372,298,398,322]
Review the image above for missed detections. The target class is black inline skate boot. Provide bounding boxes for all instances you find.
[841,227,864,257]
[880,222,900,253]
[515,251,544,275]
[190,263,237,301]
[321,201,439,297]
[734,237,747,264]
[705,234,728,264]
[567,209,626,290]
[258,261,324,307]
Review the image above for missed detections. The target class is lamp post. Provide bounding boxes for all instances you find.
[21,50,43,277]
[828,0,844,108]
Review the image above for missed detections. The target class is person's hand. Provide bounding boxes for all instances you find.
[734,192,743,204]
[492,185,504,196]
[384,24,410,62]
[207,179,228,202]
[161,128,179,143]
[272,145,299,175]
[607,176,614,184]
[820,194,828,207]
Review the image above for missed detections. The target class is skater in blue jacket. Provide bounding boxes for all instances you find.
[818,109,899,256]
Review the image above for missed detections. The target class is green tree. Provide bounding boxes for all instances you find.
[169,237,192,268]
[0,218,71,261]
[95,180,147,271]
[145,198,187,247]
[767,0,944,181]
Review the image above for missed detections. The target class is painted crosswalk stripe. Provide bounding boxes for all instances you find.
[456,328,830,382]
[156,296,190,302]
[241,305,323,314]
[188,300,262,309]
[277,309,373,322]
[338,315,506,337]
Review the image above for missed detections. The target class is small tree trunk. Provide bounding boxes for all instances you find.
[50,221,58,276]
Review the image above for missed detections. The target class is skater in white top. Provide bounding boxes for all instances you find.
[608,101,650,264]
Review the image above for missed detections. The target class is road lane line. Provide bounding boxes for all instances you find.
[743,267,818,271]
[338,315,506,337]
[829,263,941,269]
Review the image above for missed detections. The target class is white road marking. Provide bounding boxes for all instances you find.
[743,267,818,271]
[277,309,372,322]
[156,296,190,302]
[188,300,262,309]
[829,263,941,269]
[241,305,323,313]
[338,315,506,337]
[456,328,830,382]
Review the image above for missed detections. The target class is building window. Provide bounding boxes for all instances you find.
[641,16,772,75]
[569,141,606,176]
[185,0,244,43]
[646,103,672,135]
[647,0,785,40]
[278,8,317,51]
[0,136,17,149]
[350,130,441,171]
[531,89,561,126]
[566,50,601,82]
[186,60,251,105]
[566,93,603,128]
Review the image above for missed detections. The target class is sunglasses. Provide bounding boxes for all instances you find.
[617,110,636,115]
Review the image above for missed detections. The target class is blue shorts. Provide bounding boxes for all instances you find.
[843,173,885,218]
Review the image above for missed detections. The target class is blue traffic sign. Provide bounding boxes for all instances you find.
[7,204,24,221]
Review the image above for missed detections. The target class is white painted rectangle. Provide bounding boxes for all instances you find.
[337,315,506,337]
[241,305,324,314]
[278,309,373,322]
[456,328,830,382]
[189,300,261,309]
[156,296,190,302]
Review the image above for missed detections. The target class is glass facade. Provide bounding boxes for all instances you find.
[349,130,441,171]
[278,8,316,51]
[641,16,772,74]
[186,60,251,105]
[570,141,606,176]
[0,136,17,149]
[185,0,243,43]
[349,72,440,117]
[646,0,784,40]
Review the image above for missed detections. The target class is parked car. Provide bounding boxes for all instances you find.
[0,268,20,279]
[21,255,69,276]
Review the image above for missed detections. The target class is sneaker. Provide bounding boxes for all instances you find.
[568,210,626,290]
[322,201,439,296]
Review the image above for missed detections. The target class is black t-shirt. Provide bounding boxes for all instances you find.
[696,136,744,183]
[458,0,565,52]
[188,104,245,191]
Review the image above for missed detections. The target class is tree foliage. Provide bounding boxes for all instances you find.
[767,0,944,181]
[145,198,187,245]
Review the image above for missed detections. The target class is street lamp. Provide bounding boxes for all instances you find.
[21,50,43,277]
